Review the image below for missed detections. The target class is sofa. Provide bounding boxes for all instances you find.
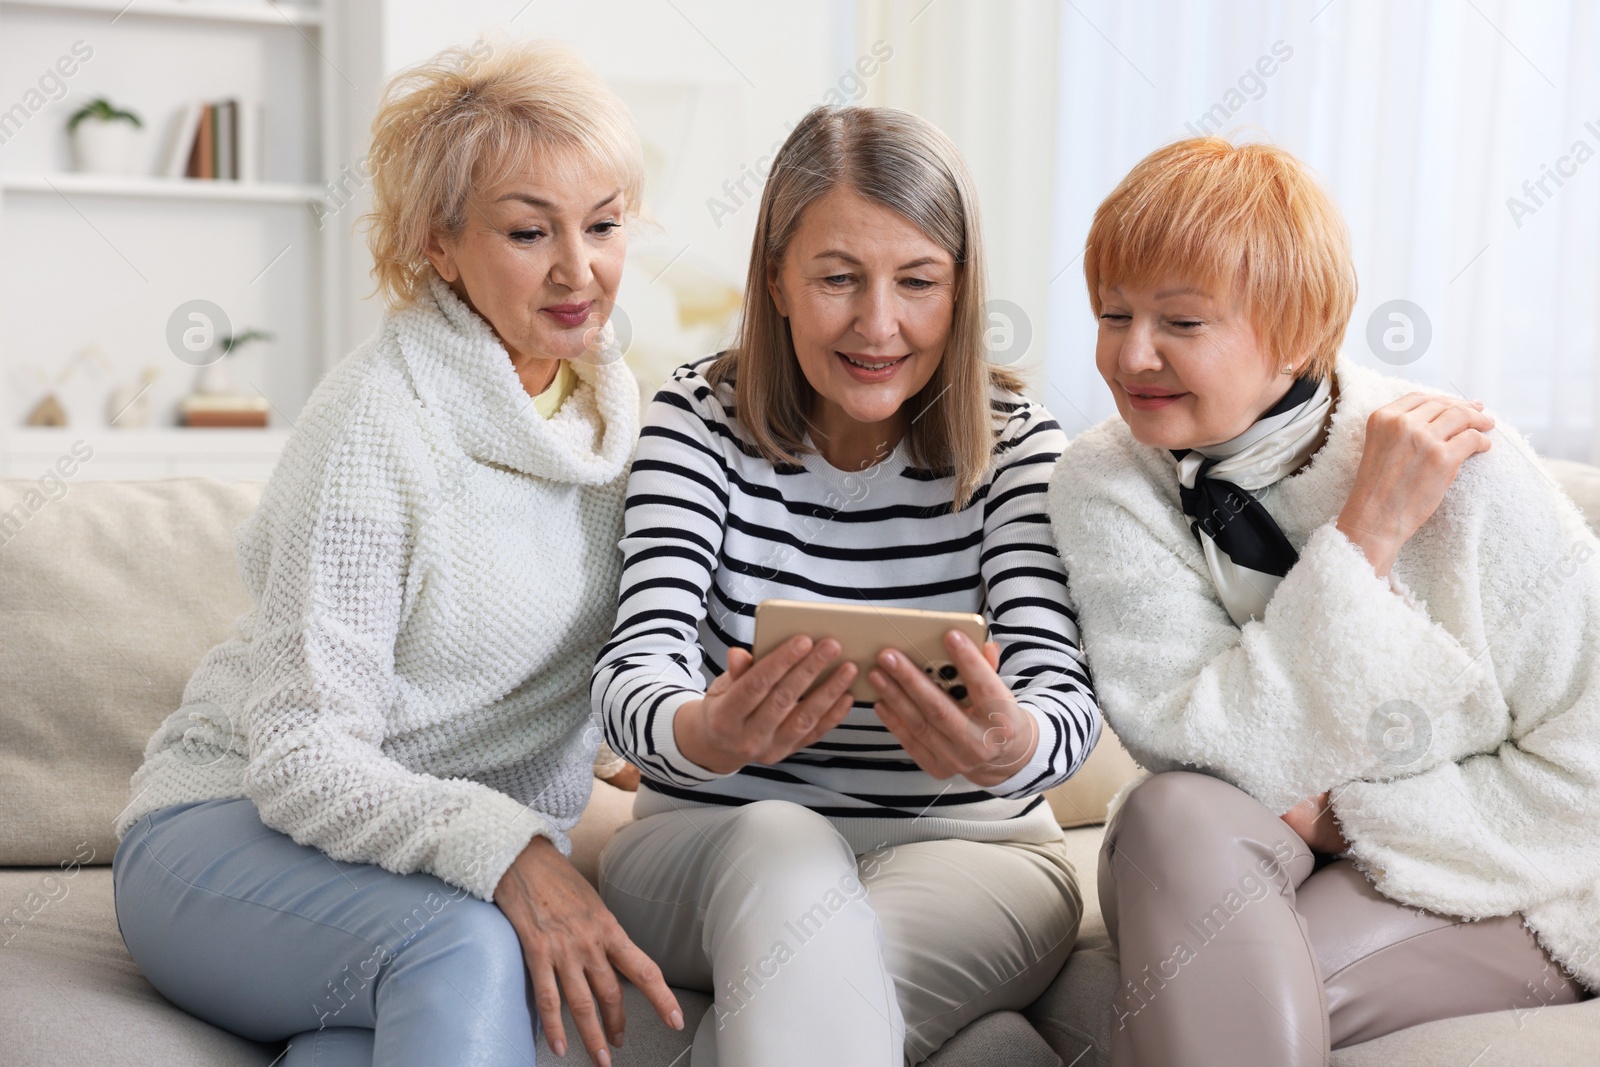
[3,471,1599,1067]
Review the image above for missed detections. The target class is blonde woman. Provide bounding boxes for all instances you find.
[111,41,681,1067]
[1048,138,1596,1065]
[592,106,1102,1066]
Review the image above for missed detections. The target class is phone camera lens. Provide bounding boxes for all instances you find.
[949,684,968,701]
[938,664,959,681]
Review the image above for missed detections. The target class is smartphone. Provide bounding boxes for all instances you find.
[751,598,988,704]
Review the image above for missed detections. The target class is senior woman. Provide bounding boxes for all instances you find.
[591,105,1102,1066]
[1047,136,1598,1066]
[111,41,680,1067]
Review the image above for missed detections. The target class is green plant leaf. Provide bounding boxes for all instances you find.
[218,329,275,356]
[67,97,144,132]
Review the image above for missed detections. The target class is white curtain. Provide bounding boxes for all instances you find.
[855,1,1063,386]
[1044,0,1600,460]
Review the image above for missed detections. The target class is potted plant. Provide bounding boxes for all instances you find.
[194,328,274,396]
[181,328,274,428]
[67,97,144,176]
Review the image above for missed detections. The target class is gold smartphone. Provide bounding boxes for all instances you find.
[751,598,988,704]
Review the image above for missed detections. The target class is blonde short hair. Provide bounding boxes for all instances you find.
[1084,137,1357,380]
[707,106,1023,510]
[362,38,644,309]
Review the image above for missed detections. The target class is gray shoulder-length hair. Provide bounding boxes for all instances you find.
[706,105,1023,510]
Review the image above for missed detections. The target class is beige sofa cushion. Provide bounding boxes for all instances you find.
[1046,731,1141,828]
[0,479,261,867]
[1546,458,1600,525]
[0,868,278,1066]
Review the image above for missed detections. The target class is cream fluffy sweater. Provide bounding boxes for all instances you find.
[1048,360,1600,990]
[116,273,639,901]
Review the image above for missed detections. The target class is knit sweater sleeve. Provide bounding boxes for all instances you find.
[1331,433,1600,917]
[978,404,1102,798]
[591,368,731,787]
[239,389,544,902]
[1047,424,1487,815]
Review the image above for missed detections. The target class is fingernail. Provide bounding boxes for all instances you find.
[552,1040,566,1057]
[597,1049,612,1067]
[671,1009,684,1030]
[880,649,900,667]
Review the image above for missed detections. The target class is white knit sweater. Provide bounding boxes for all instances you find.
[116,273,639,901]
[1049,360,1600,990]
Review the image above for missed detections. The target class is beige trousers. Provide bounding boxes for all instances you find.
[1101,772,1585,1066]
[598,798,1082,1067]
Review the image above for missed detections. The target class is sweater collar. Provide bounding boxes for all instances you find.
[393,272,638,484]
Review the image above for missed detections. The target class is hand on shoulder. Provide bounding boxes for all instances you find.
[1337,392,1495,577]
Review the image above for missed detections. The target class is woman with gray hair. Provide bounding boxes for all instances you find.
[111,39,680,1067]
[593,105,1102,1065]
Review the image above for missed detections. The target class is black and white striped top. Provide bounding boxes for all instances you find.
[592,358,1101,850]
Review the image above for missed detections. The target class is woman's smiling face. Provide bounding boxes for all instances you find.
[425,153,627,391]
[1095,277,1299,450]
[766,186,955,454]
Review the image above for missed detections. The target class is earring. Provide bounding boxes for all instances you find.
[1280,363,1295,376]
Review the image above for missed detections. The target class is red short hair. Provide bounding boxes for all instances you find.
[1084,137,1357,379]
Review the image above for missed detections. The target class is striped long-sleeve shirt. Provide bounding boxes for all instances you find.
[592,358,1102,851]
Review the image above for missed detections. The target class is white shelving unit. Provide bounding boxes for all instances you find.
[0,0,347,480]
[4,0,325,25]
[2,171,326,204]
[0,425,292,479]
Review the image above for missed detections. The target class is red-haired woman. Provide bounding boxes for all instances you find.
[1049,137,1597,1065]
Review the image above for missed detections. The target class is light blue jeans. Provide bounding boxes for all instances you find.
[112,797,538,1066]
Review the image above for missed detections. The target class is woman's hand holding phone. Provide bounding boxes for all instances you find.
[869,630,1039,789]
[674,636,858,774]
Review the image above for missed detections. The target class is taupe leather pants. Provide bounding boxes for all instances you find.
[1100,772,1584,1066]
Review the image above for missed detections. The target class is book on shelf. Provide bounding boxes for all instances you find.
[166,98,261,182]
[162,100,204,176]
[216,100,235,181]
[179,394,270,428]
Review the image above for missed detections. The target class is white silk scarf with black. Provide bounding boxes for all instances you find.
[1172,374,1334,626]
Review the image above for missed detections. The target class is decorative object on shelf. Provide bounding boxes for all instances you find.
[181,329,273,428]
[25,393,68,427]
[165,98,262,181]
[107,366,161,429]
[179,393,270,428]
[16,344,113,428]
[67,97,145,177]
